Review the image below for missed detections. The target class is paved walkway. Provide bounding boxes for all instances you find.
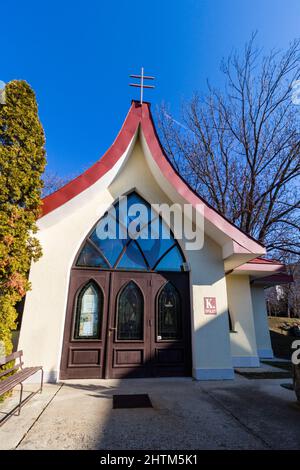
[0,375,300,450]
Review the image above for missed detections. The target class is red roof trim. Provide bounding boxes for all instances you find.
[252,273,293,286]
[41,101,265,253]
[247,257,284,266]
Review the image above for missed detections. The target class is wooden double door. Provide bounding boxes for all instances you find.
[60,269,192,379]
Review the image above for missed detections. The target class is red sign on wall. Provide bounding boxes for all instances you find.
[204,297,217,315]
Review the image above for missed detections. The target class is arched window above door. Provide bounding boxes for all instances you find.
[74,281,103,339]
[75,192,185,271]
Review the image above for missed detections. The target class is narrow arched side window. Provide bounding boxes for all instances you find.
[74,282,103,340]
[228,310,234,332]
[157,282,182,340]
[117,281,144,340]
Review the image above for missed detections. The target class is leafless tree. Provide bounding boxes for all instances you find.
[287,263,300,316]
[42,170,72,198]
[158,34,300,261]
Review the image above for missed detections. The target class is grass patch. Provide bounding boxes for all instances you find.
[268,316,300,360]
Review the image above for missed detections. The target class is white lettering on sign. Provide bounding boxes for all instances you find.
[204,297,217,315]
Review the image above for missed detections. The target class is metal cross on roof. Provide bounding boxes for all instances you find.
[129,67,155,104]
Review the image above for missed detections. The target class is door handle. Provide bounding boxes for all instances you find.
[108,326,116,337]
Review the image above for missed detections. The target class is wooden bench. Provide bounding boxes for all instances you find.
[0,350,43,426]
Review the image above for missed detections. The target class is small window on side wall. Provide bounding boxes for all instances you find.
[228,310,235,332]
[74,282,103,340]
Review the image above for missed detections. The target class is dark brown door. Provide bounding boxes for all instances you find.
[105,271,191,378]
[60,270,110,379]
[105,271,152,379]
[150,272,191,377]
[60,270,191,379]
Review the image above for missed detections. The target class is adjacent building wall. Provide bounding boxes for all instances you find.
[251,285,273,358]
[226,274,260,367]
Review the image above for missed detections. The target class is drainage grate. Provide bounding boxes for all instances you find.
[113,394,152,409]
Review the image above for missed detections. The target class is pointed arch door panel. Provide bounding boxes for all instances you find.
[150,272,191,377]
[105,272,151,379]
[60,270,110,379]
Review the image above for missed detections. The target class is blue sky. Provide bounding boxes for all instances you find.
[1,0,300,177]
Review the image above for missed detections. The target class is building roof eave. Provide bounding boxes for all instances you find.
[41,100,266,257]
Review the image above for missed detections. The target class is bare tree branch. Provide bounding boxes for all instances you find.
[157,35,300,262]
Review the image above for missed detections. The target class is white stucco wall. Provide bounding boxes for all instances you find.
[19,135,234,381]
[18,137,136,382]
[190,237,234,380]
[251,285,273,358]
[226,274,260,367]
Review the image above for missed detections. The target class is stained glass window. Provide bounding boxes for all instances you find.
[117,241,148,270]
[154,246,184,271]
[74,282,103,339]
[76,242,109,268]
[136,217,175,268]
[117,281,143,340]
[157,282,182,340]
[90,222,128,267]
[75,192,185,271]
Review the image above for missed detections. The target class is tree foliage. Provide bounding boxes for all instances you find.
[158,35,300,261]
[0,80,46,356]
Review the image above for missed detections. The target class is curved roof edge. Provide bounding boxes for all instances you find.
[41,100,265,254]
[232,257,293,286]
